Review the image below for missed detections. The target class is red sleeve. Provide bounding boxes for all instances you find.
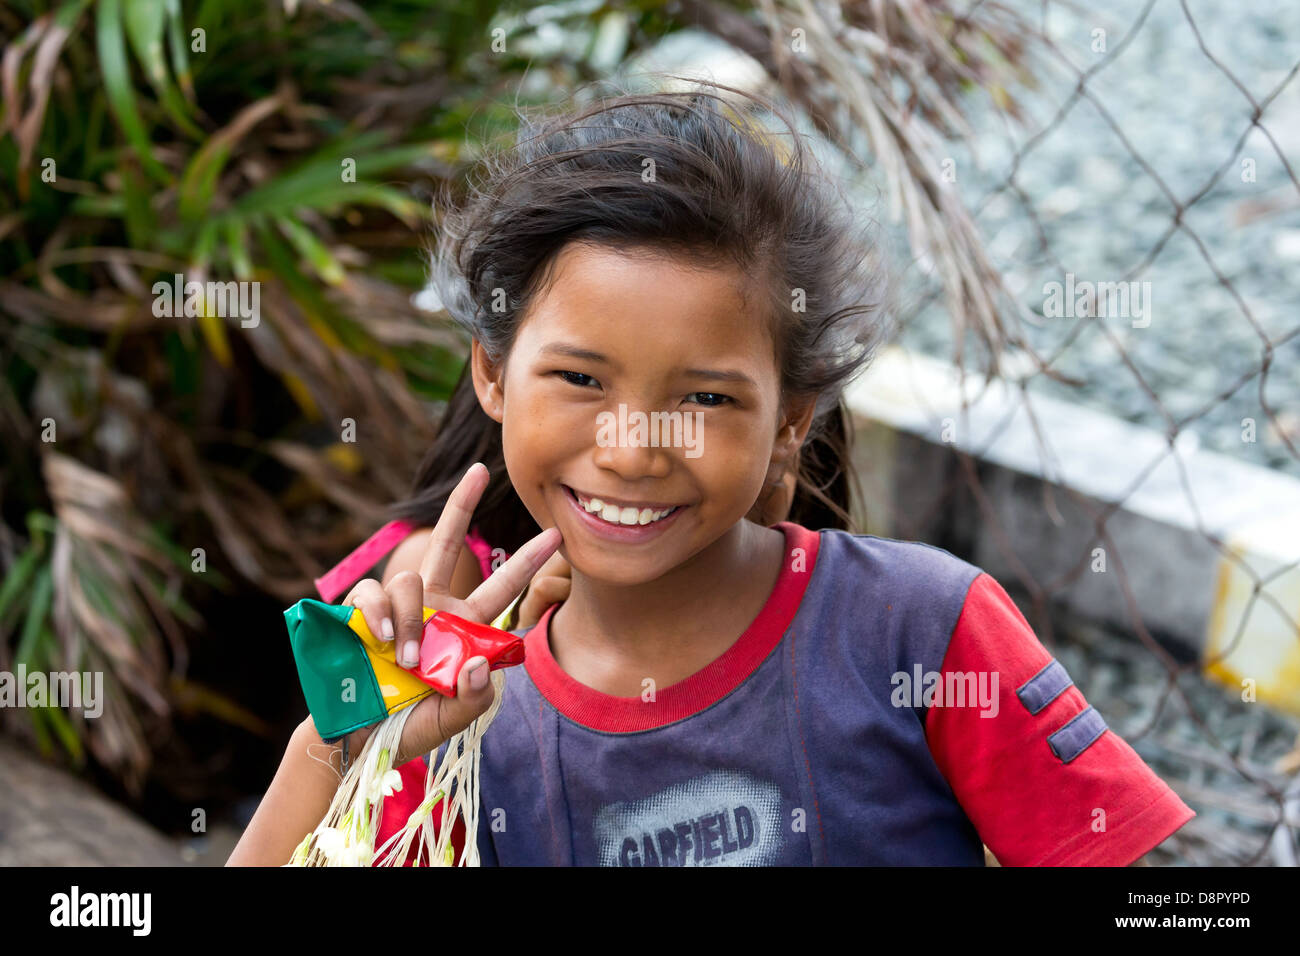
[924,573,1194,866]
[371,755,466,866]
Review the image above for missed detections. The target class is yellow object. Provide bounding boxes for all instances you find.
[349,605,440,716]
[1204,526,1300,715]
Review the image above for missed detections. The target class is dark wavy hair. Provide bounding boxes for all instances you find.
[387,77,894,553]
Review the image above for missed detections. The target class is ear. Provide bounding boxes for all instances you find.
[771,394,819,476]
[470,339,506,423]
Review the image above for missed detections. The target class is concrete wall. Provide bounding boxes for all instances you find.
[843,346,1300,715]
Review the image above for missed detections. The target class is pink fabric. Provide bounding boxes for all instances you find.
[314,519,416,603]
[465,526,505,580]
[314,520,508,604]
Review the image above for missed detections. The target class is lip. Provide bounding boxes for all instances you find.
[560,484,686,543]
[567,485,682,513]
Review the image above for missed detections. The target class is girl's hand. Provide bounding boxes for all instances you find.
[336,462,562,767]
[516,549,572,629]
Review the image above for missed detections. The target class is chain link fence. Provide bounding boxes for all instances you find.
[883,0,1300,865]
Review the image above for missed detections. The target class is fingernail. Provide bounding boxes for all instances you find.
[381,618,394,641]
[401,641,418,668]
[469,660,488,691]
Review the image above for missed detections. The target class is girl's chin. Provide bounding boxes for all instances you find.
[560,536,691,586]
[569,565,679,590]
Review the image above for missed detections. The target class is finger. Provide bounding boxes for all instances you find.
[397,655,495,766]
[462,526,562,624]
[515,552,571,621]
[528,575,571,606]
[418,463,489,594]
[517,576,569,629]
[516,600,542,630]
[516,586,545,628]
[531,549,572,581]
[343,579,393,648]
[385,570,426,669]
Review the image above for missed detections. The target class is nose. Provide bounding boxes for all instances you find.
[590,408,675,481]
[591,441,675,481]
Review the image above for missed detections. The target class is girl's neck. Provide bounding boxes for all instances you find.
[547,520,786,695]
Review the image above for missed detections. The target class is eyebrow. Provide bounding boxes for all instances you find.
[538,343,757,388]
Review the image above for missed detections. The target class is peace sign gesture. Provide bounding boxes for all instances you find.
[338,463,562,767]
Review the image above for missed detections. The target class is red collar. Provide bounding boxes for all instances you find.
[522,521,820,732]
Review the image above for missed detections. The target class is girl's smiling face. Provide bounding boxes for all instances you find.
[471,241,815,585]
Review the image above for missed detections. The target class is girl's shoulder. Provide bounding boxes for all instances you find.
[803,526,985,610]
[792,524,1001,669]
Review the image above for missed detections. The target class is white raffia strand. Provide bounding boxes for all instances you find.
[286,666,508,867]
[374,668,507,867]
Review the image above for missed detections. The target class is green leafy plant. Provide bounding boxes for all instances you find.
[1,0,1036,793]
[0,0,562,789]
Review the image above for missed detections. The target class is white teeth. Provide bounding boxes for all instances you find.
[573,490,677,526]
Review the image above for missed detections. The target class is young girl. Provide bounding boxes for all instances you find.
[229,81,1192,867]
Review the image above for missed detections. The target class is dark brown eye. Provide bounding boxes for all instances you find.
[687,392,731,407]
[556,370,597,388]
